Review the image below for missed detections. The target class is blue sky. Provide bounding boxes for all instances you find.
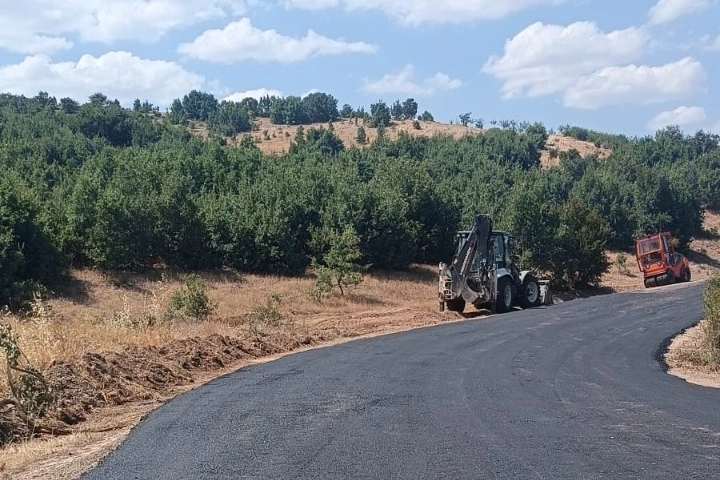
[0,0,718,136]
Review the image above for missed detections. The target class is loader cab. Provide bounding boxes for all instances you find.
[491,232,517,269]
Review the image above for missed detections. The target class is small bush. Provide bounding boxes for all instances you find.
[412,120,421,130]
[247,294,287,337]
[356,126,367,144]
[703,277,720,356]
[615,252,632,276]
[0,324,55,418]
[106,293,162,329]
[168,274,215,321]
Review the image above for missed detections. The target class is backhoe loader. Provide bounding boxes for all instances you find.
[438,214,549,313]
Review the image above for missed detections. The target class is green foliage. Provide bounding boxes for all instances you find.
[0,323,55,418]
[168,274,216,321]
[310,227,367,301]
[356,126,367,144]
[248,294,284,330]
[0,173,63,309]
[0,89,718,299]
[703,277,720,363]
[208,101,252,136]
[368,101,391,127]
[179,90,218,122]
[418,111,434,122]
[554,198,611,288]
[340,104,354,118]
[615,252,632,276]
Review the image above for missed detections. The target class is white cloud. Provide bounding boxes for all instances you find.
[363,65,463,96]
[178,18,377,63]
[224,88,284,102]
[284,0,566,25]
[0,52,205,107]
[483,21,648,99]
[648,0,711,25]
[647,106,707,130]
[0,1,247,54]
[564,57,705,109]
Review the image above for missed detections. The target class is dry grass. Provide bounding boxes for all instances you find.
[541,134,611,167]
[191,117,609,168]
[0,265,439,397]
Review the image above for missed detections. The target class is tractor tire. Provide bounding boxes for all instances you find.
[496,277,514,314]
[685,268,692,282]
[445,298,466,313]
[520,274,542,308]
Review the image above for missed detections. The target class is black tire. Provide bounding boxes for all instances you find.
[667,269,676,284]
[520,274,542,308]
[686,268,691,282]
[445,298,466,313]
[496,277,513,314]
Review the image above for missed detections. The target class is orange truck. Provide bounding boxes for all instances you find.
[635,232,691,288]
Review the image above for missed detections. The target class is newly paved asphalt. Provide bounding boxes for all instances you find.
[82,282,720,479]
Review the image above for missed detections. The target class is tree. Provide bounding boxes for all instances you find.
[554,198,610,288]
[302,92,339,123]
[238,97,260,117]
[310,226,367,300]
[208,101,252,136]
[391,100,403,121]
[459,112,472,127]
[168,99,185,124]
[181,90,218,121]
[402,98,418,119]
[88,92,108,106]
[340,104,354,118]
[419,111,434,122]
[356,126,367,144]
[368,101,391,127]
[59,97,80,114]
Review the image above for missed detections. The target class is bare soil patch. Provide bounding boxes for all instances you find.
[192,117,607,168]
[665,324,720,389]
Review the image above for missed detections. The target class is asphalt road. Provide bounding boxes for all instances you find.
[82,282,720,480]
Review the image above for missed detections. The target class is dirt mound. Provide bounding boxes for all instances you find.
[0,332,323,447]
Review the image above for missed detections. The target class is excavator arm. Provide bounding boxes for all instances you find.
[439,214,496,309]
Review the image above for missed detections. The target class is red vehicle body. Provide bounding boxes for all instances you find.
[635,232,691,288]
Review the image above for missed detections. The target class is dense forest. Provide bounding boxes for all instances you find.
[1,90,719,308]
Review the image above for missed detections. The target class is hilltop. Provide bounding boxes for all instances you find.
[188,117,612,168]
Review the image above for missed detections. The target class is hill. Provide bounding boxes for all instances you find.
[190,117,612,167]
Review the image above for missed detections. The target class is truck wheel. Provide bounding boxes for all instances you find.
[685,268,691,282]
[520,274,542,308]
[496,277,513,314]
[445,299,466,313]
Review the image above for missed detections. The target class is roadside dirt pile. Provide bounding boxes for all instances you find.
[0,332,324,447]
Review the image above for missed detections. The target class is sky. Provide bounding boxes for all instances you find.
[0,0,719,136]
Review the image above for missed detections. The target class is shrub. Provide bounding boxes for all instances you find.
[703,277,720,356]
[0,323,55,418]
[356,126,367,144]
[309,227,367,302]
[168,274,215,321]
